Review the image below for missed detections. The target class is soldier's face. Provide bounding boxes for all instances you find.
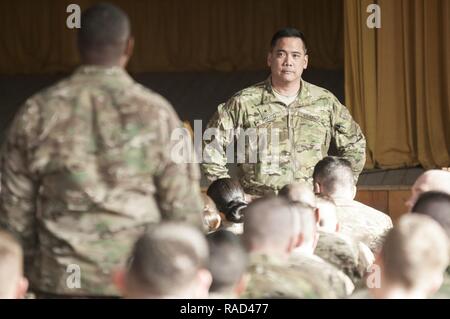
[405,175,430,211]
[267,37,308,85]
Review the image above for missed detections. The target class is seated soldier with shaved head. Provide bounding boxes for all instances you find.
[206,230,248,299]
[406,169,450,211]
[411,191,450,298]
[287,202,355,297]
[313,156,393,252]
[114,222,212,299]
[364,215,449,299]
[241,197,336,298]
[279,182,374,286]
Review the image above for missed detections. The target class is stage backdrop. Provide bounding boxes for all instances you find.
[0,0,343,73]
[345,0,450,169]
[0,0,448,170]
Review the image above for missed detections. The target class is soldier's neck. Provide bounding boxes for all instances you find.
[271,77,301,97]
[329,190,355,201]
[81,58,124,69]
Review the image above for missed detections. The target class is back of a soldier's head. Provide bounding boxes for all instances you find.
[206,230,248,296]
[242,197,296,257]
[377,214,449,297]
[279,182,316,208]
[406,170,450,211]
[78,3,132,65]
[315,194,339,233]
[207,178,247,223]
[121,222,211,298]
[412,191,450,239]
[0,231,28,299]
[313,156,355,198]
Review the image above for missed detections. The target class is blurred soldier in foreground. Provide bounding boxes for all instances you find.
[411,192,450,298]
[364,215,448,299]
[206,230,248,298]
[115,222,211,298]
[0,3,203,297]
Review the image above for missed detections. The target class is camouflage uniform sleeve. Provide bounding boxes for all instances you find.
[201,100,241,181]
[331,97,366,179]
[0,99,39,267]
[153,104,203,228]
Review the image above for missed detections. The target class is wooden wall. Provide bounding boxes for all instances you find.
[355,187,410,223]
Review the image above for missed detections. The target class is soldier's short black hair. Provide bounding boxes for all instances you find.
[206,230,248,293]
[270,27,308,53]
[313,156,354,194]
[207,178,247,223]
[412,191,450,238]
[78,3,131,61]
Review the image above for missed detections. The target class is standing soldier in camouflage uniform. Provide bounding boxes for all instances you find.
[202,27,366,196]
[0,3,203,298]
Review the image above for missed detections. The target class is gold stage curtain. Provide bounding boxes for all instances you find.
[0,0,343,74]
[345,0,450,169]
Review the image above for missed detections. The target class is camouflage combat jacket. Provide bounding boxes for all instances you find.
[0,66,203,296]
[202,78,366,196]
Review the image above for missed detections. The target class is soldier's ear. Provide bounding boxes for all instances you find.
[196,268,213,298]
[292,233,304,250]
[313,182,321,194]
[303,54,309,69]
[125,37,135,59]
[15,277,28,299]
[428,273,444,297]
[234,274,248,297]
[112,268,127,296]
[267,51,273,68]
[352,185,357,199]
[119,37,135,68]
[314,208,320,225]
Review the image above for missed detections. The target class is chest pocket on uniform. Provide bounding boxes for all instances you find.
[245,110,288,186]
[289,107,331,180]
[290,108,330,148]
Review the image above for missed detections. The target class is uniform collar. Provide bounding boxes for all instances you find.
[73,65,134,84]
[262,77,311,106]
[249,252,287,267]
